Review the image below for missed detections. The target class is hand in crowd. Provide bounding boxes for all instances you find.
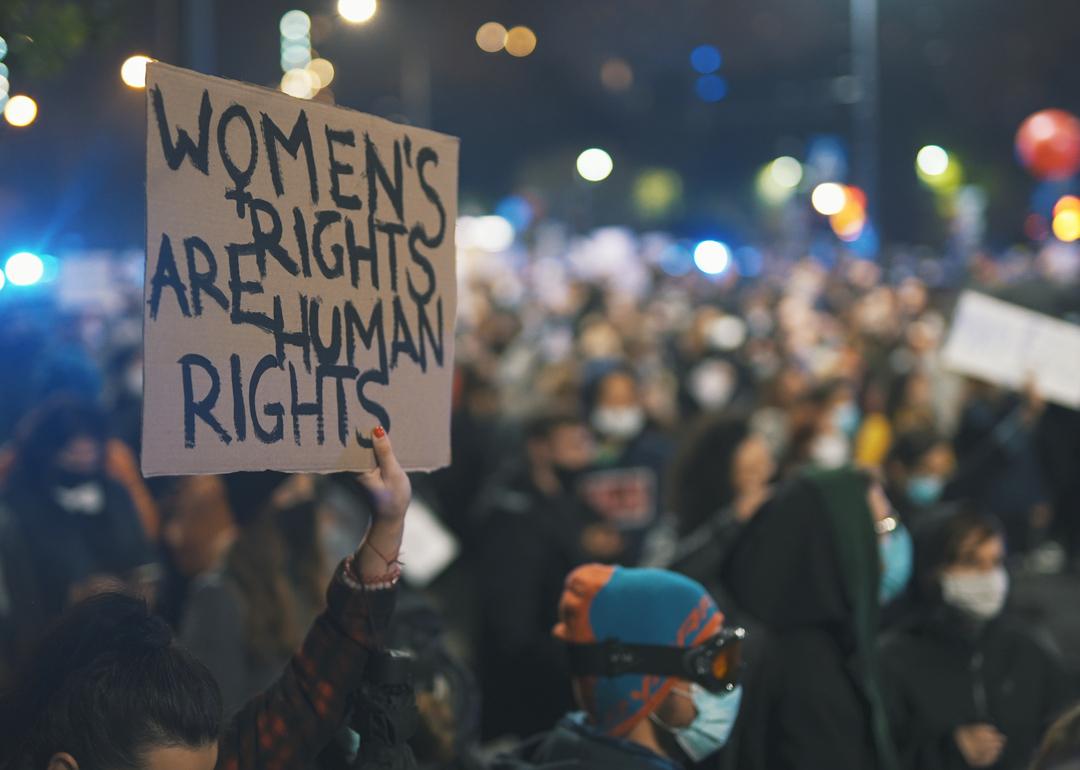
[954,723,1007,768]
[354,426,412,582]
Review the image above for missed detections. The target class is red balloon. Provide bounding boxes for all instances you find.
[1015,109,1080,180]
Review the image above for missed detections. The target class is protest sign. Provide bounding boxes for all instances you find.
[941,290,1080,409]
[142,63,458,475]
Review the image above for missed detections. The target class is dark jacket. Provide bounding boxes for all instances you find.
[493,714,681,770]
[721,468,899,770]
[880,604,1070,770]
[474,466,588,739]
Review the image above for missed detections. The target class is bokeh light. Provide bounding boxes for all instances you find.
[690,45,722,74]
[576,148,614,182]
[281,43,312,71]
[121,55,154,89]
[4,95,37,127]
[811,182,847,216]
[279,10,312,40]
[281,69,317,99]
[633,168,683,219]
[916,145,949,176]
[505,26,537,58]
[473,216,515,252]
[5,252,44,286]
[0,75,8,95]
[306,58,335,89]
[495,195,534,231]
[769,156,803,189]
[476,22,507,53]
[0,64,8,80]
[1052,209,1080,242]
[695,74,727,102]
[693,240,732,275]
[338,0,377,24]
[600,57,633,92]
[0,37,7,62]
[1052,195,1080,218]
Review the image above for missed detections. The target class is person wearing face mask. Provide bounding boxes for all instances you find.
[719,467,910,770]
[473,411,598,740]
[494,563,745,770]
[579,365,675,565]
[879,510,1070,770]
[884,430,958,525]
[0,399,157,647]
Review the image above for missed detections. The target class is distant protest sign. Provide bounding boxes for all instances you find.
[941,291,1080,410]
[142,63,458,475]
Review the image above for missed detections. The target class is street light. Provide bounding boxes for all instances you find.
[3,94,36,127]
[916,145,950,177]
[338,0,377,24]
[121,55,154,89]
[576,148,613,182]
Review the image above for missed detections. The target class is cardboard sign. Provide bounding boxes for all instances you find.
[941,290,1080,409]
[142,63,458,475]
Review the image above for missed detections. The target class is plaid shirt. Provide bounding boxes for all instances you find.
[216,558,397,770]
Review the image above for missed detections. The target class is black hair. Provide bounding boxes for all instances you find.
[0,592,222,770]
[222,470,289,528]
[668,414,751,536]
[887,429,944,471]
[581,361,638,415]
[522,409,586,443]
[12,398,109,487]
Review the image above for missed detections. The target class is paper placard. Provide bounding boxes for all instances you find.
[142,63,458,475]
[941,291,1080,409]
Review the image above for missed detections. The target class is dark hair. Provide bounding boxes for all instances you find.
[1030,702,1080,770]
[887,429,944,471]
[11,398,108,487]
[222,471,289,528]
[668,415,751,535]
[522,410,585,443]
[0,593,222,770]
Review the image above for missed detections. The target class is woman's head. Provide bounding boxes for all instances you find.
[0,593,222,770]
[13,399,108,489]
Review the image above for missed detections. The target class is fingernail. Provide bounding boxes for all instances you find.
[373,425,386,439]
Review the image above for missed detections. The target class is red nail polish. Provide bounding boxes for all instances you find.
[373,425,386,439]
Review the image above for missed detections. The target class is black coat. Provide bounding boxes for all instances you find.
[880,607,1071,770]
[492,715,682,770]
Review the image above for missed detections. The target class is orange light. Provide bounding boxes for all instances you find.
[830,189,867,241]
[1053,195,1080,218]
[1052,209,1080,242]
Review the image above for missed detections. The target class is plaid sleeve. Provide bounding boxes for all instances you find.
[215,557,397,770]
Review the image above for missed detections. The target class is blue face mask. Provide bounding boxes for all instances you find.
[833,402,861,437]
[879,523,913,604]
[906,475,944,507]
[653,684,743,762]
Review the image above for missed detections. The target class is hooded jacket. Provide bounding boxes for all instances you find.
[720,467,899,770]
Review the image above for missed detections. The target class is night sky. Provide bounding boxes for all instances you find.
[2,0,1080,256]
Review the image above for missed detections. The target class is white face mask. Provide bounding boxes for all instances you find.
[54,482,106,516]
[809,432,850,469]
[592,406,645,440]
[941,567,1009,620]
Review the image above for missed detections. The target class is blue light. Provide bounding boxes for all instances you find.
[690,45,722,75]
[693,240,731,275]
[0,37,7,63]
[495,195,534,232]
[659,243,693,276]
[5,252,44,286]
[695,74,727,103]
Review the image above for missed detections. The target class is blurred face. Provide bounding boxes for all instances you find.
[54,436,103,478]
[916,443,955,478]
[597,372,640,410]
[164,476,235,577]
[653,680,697,729]
[549,423,595,470]
[731,435,774,495]
[944,532,1006,577]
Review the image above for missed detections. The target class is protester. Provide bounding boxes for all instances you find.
[473,410,596,740]
[0,399,158,646]
[494,563,744,770]
[879,510,1069,770]
[720,467,911,770]
[884,429,957,524]
[0,427,410,770]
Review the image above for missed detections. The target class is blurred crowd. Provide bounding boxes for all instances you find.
[1,229,1080,770]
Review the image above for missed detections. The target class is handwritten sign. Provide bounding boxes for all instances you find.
[941,291,1080,409]
[142,63,458,475]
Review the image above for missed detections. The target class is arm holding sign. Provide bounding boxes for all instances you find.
[216,428,409,770]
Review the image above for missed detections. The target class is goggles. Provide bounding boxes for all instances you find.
[564,626,746,693]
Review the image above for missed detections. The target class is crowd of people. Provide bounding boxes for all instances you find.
[0,230,1079,770]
